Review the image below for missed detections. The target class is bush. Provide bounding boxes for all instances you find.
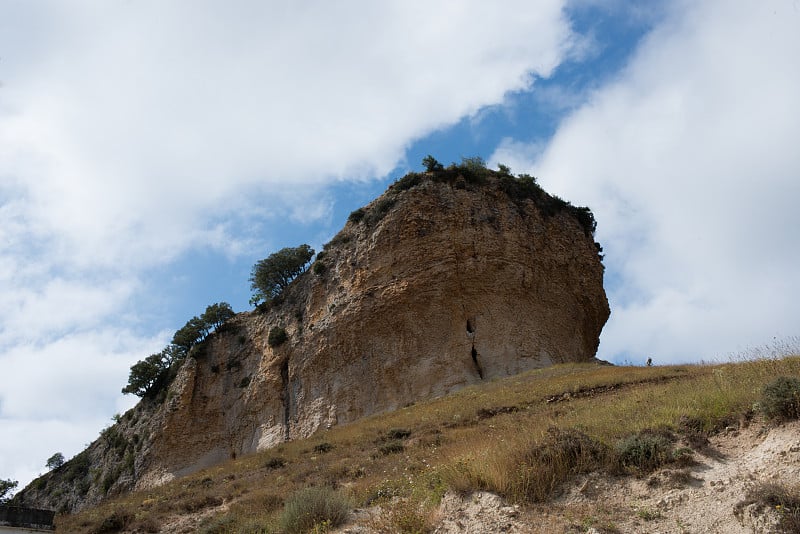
[364,197,397,226]
[387,428,412,440]
[450,156,490,185]
[508,428,607,502]
[761,376,800,420]
[735,482,800,533]
[264,457,286,470]
[393,172,425,191]
[312,261,327,275]
[322,232,351,251]
[313,442,334,454]
[268,327,288,348]
[95,509,132,533]
[64,451,91,483]
[378,440,405,455]
[348,208,366,223]
[570,205,598,237]
[615,429,674,473]
[279,487,350,534]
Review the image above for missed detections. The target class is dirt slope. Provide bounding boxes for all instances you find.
[336,420,800,533]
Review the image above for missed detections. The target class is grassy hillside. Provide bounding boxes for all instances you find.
[57,352,800,533]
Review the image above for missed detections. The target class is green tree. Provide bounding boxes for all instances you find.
[250,245,314,305]
[46,452,65,470]
[497,163,512,176]
[122,302,236,398]
[171,316,206,356]
[422,154,444,172]
[121,352,166,397]
[0,479,17,503]
[201,302,235,331]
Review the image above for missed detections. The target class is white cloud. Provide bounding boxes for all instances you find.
[493,0,800,363]
[1,0,576,268]
[0,328,153,489]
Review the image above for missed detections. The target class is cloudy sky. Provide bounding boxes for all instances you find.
[1,0,798,491]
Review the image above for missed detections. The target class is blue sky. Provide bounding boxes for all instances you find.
[2,0,799,491]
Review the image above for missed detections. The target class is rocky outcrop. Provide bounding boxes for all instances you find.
[16,168,609,512]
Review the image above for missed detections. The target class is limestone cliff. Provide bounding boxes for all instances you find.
[16,168,609,512]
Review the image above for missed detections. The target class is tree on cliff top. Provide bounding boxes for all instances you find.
[250,244,314,305]
[122,352,167,397]
[46,452,65,470]
[122,302,235,398]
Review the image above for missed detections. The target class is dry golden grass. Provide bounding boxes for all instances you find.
[57,354,800,533]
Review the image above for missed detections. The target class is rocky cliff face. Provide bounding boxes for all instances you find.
[16,169,609,512]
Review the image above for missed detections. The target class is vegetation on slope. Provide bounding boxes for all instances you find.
[347,155,599,239]
[55,350,800,533]
[122,302,235,399]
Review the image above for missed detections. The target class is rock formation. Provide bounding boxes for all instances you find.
[16,166,609,512]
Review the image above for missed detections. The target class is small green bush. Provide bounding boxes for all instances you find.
[312,261,327,275]
[387,428,412,440]
[65,452,91,483]
[265,457,286,470]
[313,442,334,454]
[348,208,366,224]
[615,429,674,473]
[279,487,350,534]
[268,327,288,348]
[364,197,397,226]
[323,232,351,251]
[761,376,800,420]
[95,509,132,533]
[378,440,405,455]
[393,172,425,191]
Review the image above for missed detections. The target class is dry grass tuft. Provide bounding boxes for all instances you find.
[278,486,350,534]
[736,482,800,533]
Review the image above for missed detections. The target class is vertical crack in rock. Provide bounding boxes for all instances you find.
[280,358,290,441]
[466,319,474,334]
[471,345,484,379]
[446,191,473,336]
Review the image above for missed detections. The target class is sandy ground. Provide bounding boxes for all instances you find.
[338,420,800,534]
